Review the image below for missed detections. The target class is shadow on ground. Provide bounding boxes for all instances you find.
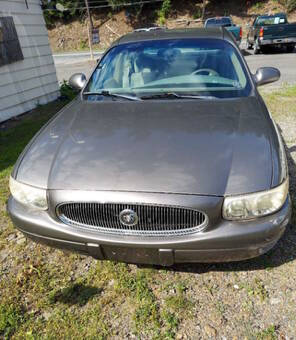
[50,283,102,306]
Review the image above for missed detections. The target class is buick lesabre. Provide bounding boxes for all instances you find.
[8,28,291,265]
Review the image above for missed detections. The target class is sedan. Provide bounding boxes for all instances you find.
[8,28,291,266]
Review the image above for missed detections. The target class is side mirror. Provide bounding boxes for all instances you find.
[69,73,87,91]
[254,67,280,86]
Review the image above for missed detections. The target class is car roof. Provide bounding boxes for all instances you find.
[113,27,231,46]
[206,16,231,20]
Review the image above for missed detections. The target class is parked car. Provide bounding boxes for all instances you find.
[8,28,291,266]
[246,13,296,54]
[204,16,242,45]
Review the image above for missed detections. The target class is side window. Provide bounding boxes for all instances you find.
[0,17,23,67]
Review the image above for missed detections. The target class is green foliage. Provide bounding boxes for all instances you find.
[156,0,171,25]
[251,1,264,11]
[0,304,24,338]
[279,0,296,11]
[60,80,77,100]
[108,0,131,10]
[161,0,171,17]
[193,7,202,19]
[79,39,88,50]
[42,0,82,26]
[286,0,296,11]
[256,325,278,339]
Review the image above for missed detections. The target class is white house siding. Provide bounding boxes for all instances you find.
[0,0,59,123]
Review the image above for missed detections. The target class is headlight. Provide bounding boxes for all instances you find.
[223,178,289,220]
[9,177,48,210]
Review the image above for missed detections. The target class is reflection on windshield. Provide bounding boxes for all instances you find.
[84,38,251,99]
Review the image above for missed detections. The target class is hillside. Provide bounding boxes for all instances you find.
[48,0,296,52]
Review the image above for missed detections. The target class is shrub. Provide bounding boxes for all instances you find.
[60,80,77,100]
[41,0,82,26]
[156,0,171,25]
[279,0,296,11]
[286,0,296,11]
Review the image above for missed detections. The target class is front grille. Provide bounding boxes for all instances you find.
[57,203,208,236]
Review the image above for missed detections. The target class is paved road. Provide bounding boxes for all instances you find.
[54,47,296,88]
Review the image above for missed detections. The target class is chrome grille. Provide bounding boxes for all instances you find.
[57,203,208,236]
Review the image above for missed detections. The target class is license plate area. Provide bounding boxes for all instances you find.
[102,245,160,265]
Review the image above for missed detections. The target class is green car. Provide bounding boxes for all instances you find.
[246,13,296,54]
[204,17,242,45]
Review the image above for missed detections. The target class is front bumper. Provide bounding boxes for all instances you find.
[7,194,291,266]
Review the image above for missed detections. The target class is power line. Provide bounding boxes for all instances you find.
[43,0,163,11]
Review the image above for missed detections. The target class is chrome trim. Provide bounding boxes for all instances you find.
[56,202,208,237]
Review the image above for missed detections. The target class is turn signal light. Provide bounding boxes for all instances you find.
[259,27,264,38]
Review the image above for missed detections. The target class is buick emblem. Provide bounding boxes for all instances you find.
[119,209,138,226]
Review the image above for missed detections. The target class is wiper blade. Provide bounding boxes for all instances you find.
[140,92,217,100]
[83,91,142,101]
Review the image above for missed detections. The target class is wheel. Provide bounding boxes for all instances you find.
[246,38,253,50]
[253,38,260,54]
[286,45,295,53]
[261,46,269,54]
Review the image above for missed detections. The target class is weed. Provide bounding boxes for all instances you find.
[161,310,179,339]
[256,324,278,339]
[243,278,269,302]
[60,80,77,100]
[79,39,88,50]
[0,303,25,338]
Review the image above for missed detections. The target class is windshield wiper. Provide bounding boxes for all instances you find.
[83,91,142,101]
[140,93,217,100]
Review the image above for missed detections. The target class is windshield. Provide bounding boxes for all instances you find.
[205,18,232,27]
[255,15,287,26]
[84,38,251,99]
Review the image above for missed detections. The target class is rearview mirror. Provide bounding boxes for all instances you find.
[254,67,280,86]
[69,73,87,90]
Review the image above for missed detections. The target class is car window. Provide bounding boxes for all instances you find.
[85,38,251,99]
[205,18,232,27]
[255,16,287,26]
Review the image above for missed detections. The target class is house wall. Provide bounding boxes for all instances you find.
[0,0,59,123]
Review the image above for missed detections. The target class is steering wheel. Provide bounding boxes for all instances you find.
[191,68,219,77]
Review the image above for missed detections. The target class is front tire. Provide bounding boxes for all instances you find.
[286,44,295,53]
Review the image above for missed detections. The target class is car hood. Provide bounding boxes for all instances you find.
[15,97,273,196]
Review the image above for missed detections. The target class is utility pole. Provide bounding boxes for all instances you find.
[84,0,94,60]
[202,0,207,22]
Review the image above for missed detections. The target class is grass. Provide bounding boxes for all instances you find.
[0,86,295,338]
[260,85,296,120]
[256,324,278,340]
